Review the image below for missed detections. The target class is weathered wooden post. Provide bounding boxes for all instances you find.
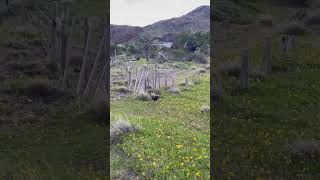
[291,35,295,48]
[133,68,140,92]
[265,36,272,74]
[185,77,189,87]
[281,35,288,55]
[288,35,295,49]
[135,70,143,94]
[158,69,161,89]
[128,70,132,90]
[171,69,175,94]
[153,64,157,90]
[240,49,249,89]
[164,72,168,90]
[61,2,74,89]
[143,64,147,92]
[82,28,107,100]
[48,17,57,65]
[77,18,92,95]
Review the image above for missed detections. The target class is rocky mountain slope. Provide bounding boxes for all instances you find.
[111,5,210,44]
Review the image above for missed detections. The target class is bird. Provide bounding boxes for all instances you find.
[151,92,160,102]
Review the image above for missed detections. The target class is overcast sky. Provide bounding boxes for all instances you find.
[111,0,210,27]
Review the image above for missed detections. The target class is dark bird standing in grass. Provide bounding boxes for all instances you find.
[151,92,160,102]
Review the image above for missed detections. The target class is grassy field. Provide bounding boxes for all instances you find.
[213,30,320,178]
[111,73,210,179]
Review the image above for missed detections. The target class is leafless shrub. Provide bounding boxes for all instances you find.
[136,92,151,101]
[197,68,206,74]
[117,86,130,93]
[110,120,140,144]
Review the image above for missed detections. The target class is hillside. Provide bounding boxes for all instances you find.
[110,5,210,44]
[110,25,143,44]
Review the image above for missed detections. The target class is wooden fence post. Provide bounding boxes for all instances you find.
[185,77,189,87]
[171,69,175,94]
[291,35,295,48]
[281,35,288,55]
[82,17,90,82]
[82,27,107,100]
[61,2,74,89]
[265,36,272,74]
[144,65,148,92]
[158,69,160,89]
[164,72,168,90]
[128,70,132,90]
[133,68,140,93]
[153,64,157,90]
[76,18,92,96]
[240,49,249,89]
[135,70,143,94]
[48,18,57,65]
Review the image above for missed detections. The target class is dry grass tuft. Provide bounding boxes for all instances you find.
[110,120,140,144]
[135,92,151,101]
[199,105,210,113]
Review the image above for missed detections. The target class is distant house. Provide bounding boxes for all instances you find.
[159,42,174,48]
[117,44,125,48]
[152,41,175,49]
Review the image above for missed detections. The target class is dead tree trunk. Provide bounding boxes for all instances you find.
[145,47,149,61]
[48,2,58,66]
[265,36,272,74]
[76,18,92,96]
[59,2,69,82]
[62,16,74,89]
[82,28,107,100]
[171,70,175,94]
[158,69,160,89]
[240,49,249,89]
[164,72,168,90]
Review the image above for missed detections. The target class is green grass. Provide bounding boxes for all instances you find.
[111,74,210,179]
[213,35,320,178]
[0,103,107,179]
